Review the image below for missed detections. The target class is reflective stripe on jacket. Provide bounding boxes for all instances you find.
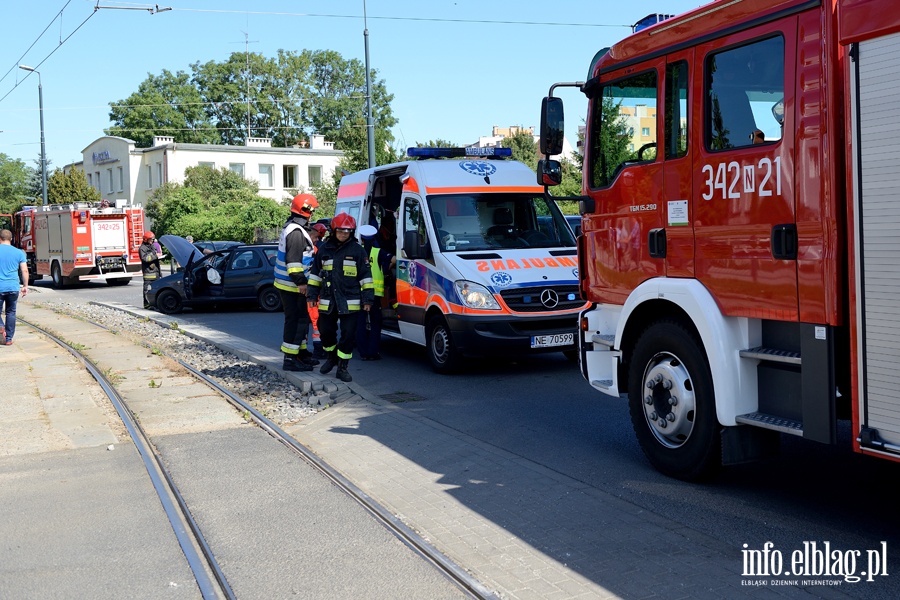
[274,221,312,293]
[307,237,374,314]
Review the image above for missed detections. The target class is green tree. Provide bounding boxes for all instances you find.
[146,165,288,242]
[0,153,34,214]
[109,50,399,172]
[46,168,101,205]
[107,70,219,147]
[502,130,540,169]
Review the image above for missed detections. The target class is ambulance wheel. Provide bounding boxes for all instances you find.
[627,320,720,481]
[155,289,183,315]
[257,286,282,312]
[427,315,461,374]
[51,262,66,289]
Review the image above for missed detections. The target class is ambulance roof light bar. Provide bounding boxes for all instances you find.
[407,147,512,159]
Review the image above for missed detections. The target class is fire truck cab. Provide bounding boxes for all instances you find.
[540,0,900,479]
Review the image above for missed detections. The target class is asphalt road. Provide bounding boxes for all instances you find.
[41,279,900,599]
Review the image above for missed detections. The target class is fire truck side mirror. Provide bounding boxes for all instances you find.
[537,159,562,187]
[540,97,565,156]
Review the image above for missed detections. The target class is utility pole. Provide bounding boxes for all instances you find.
[364,0,376,168]
[19,65,47,206]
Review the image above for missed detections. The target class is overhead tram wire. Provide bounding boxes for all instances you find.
[0,0,74,89]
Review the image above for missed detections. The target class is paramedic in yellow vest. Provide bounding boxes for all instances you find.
[275,194,319,372]
[356,224,383,360]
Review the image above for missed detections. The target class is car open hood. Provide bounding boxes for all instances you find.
[160,235,200,269]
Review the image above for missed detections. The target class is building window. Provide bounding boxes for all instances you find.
[308,165,322,186]
[146,165,153,188]
[641,127,651,137]
[95,172,101,191]
[117,167,124,192]
[198,161,215,169]
[156,162,163,186]
[87,173,92,187]
[107,169,114,194]
[283,165,297,188]
[258,164,274,188]
[229,163,245,178]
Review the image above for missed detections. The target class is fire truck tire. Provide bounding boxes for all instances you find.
[257,286,282,312]
[51,262,66,289]
[427,315,461,374]
[106,278,131,286]
[155,289,183,315]
[627,320,720,481]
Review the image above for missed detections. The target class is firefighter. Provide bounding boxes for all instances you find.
[275,193,318,372]
[139,231,161,309]
[307,213,374,382]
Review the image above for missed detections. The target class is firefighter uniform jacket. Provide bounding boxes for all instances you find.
[307,236,375,314]
[139,241,161,280]
[274,217,313,293]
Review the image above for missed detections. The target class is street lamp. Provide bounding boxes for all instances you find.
[363,1,375,168]
[19,65,47,206]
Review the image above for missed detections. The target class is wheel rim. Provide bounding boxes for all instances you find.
[431,326,450,365]
[640,351,697,449]
[261,290,278,310]
[52,265,61,285]
[160,292,179,312]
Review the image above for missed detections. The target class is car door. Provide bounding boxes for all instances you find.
[224,248,263,299]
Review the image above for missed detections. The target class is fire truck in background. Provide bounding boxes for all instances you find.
[538,0,900,479]
[3,202,145,287]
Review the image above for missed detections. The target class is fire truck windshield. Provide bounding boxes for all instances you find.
[427,193,576,252]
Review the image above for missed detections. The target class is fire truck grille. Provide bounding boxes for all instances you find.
[499,285,583,313]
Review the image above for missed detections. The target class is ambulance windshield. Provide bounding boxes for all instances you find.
[428,193,576,252]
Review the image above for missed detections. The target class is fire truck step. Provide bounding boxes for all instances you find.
[590,379,613,390]
[591,333,615,348]
[735,412,803,436]
[739,346,801,365]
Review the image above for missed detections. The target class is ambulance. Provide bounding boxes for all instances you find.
[335,147,587,372]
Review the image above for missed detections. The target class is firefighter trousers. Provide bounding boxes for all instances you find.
[317,310,359,360]
[279,289,311,356]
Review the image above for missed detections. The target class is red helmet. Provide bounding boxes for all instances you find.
[290,193,318,217]
[312,223,327,235]
[143,231,155,240]
[331,212,357,231]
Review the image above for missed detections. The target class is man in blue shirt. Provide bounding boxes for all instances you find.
[0,229,28,345]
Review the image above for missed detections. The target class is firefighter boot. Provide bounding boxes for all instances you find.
[297,349,320,367]
[319,350,338,375]
[335,358,352,382]
[283,355,313,372]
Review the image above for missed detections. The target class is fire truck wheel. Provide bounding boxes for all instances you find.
[257,286,282,312]
[106,278,131,286]
[155,289,183,315]
[51,262,66,289]
[427,315,461,374]
[627,320,720,481]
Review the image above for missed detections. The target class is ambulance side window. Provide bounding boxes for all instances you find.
[706,36,784,150]
[402,198,429,259]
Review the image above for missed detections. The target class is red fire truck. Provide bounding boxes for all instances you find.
[538,0,900,479]
[5,203,145,287]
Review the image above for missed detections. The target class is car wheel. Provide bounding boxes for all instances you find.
[257,286,282,312]
[427,315,460,374]
[155,289,183,315]
[627,320,720,481]
[51,262,66,289]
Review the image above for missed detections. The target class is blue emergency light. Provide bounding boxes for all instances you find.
[632,13,673,33]
[407,147,513,159]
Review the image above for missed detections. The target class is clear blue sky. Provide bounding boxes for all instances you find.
[0,0,705,170]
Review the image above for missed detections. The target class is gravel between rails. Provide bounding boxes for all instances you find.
[37,301,324,425]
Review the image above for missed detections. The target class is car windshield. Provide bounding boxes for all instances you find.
[427,193,576,252]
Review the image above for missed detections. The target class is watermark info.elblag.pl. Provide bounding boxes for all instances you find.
[742,541,889,586]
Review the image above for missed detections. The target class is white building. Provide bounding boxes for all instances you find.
[64,134,343,207]
[469,125,577,163]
